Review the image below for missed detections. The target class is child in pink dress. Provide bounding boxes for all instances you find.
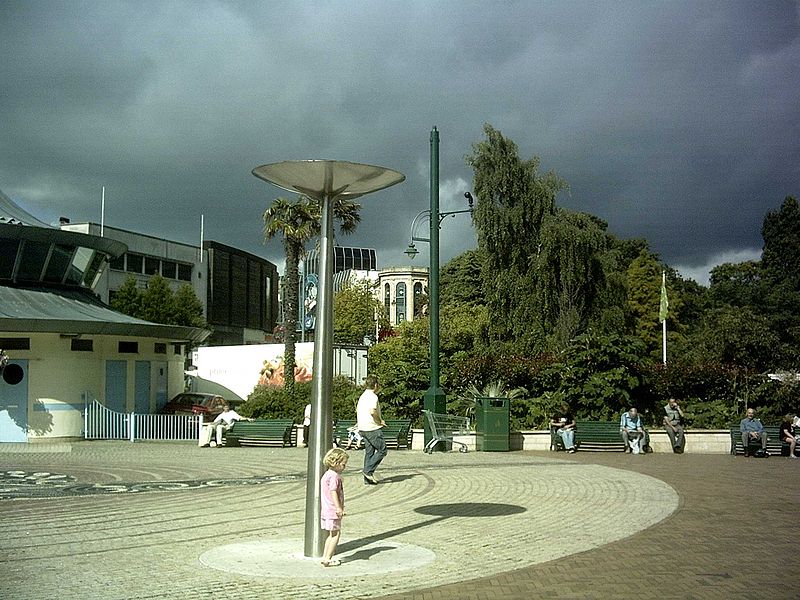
[320,448,348,566]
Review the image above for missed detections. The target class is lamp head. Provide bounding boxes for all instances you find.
[404,243,419,260]
[464,191,474,211]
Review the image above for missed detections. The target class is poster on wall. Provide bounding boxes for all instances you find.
[193,343,314,401]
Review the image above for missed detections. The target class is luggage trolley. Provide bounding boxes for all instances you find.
[422,410,471,453]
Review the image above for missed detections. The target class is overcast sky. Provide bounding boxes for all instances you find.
[1,1,798,285]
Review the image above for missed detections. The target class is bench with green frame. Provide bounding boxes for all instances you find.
[729,425,795,456]
[333,419,412,450]
[573,420,629,452]
[224,419,296,447]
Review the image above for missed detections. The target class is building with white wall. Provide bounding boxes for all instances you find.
[0,191,209,442]
[377,266,429,326]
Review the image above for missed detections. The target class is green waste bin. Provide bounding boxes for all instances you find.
[475,397,510,451]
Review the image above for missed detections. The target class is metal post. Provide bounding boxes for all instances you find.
[423,126,446,449]
[252,159,404,559]
[304,192,335,558]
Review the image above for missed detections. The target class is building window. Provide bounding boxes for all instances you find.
[161,260,177,279]
[396,282,407,323]
[71,339,93,352]
[109,254,125,270]
[126,253,143,273]
[154,343,167,354]
[414,282,424,318]
[118,341,138,353]
[177,263,192,281]
[173,343,183,356]
[144,256,160,275]
[384,283,391,312]
[0,338,30,350]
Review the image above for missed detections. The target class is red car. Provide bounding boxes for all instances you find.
[162,393,229,420]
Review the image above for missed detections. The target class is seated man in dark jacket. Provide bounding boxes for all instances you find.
[740,408,767,456]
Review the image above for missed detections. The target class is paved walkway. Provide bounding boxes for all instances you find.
[0,442,797,599]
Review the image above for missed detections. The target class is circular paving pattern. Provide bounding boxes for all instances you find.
[0,444,679,600]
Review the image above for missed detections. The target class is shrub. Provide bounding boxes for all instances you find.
[240,376,363,422]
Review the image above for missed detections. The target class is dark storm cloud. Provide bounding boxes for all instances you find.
[1,0,798,284]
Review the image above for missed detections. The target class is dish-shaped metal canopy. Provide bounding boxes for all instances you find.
[252,160,405,201]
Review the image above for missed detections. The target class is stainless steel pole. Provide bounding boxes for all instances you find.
[303,191,335,557]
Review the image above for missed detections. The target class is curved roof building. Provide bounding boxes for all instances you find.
[0,190,209,442]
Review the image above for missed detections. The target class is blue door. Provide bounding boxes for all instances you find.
[134,361,151,414]
[0,360,29,442]
[105,360,127,412]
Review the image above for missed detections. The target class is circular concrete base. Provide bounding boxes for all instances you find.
[199,538,437,578]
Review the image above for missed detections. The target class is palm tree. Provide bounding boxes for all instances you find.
[263,195,361,396]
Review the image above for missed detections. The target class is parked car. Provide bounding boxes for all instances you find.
[161,393,234,420]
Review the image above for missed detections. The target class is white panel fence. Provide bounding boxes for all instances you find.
[83,398,203,442]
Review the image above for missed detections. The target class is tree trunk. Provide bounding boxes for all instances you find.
[283,240,299,397]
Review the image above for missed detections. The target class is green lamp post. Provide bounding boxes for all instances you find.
[405,127,473,450]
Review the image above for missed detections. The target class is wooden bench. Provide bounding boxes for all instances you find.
[729,425,791,456]
[333,419,412,450]
[224,419,296,447]
[574,420,628,452]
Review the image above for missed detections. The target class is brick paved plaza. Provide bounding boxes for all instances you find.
[0,442,797,599]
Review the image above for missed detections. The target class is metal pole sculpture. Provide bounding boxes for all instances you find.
[252,160,404,557]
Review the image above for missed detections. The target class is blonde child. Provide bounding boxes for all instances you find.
[320,448,348,566]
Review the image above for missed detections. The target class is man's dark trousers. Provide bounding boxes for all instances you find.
[360,429,387,476]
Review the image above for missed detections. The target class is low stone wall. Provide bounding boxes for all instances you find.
[410,428,733,454]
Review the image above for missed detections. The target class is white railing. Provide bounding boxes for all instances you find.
[83,398,203,442]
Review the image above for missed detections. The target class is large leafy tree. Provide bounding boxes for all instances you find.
[333,279,382,345]
[263,195,361,395]
[466,123,563,352]
[759,196,800,366]
[110,274,206,328]
[439,249,485,307]
[174,283,207,328]
[466,123,624,353]
[110,276,142,317]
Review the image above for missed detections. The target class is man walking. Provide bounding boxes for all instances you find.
[357,375,386,485]
[663,398,685,453]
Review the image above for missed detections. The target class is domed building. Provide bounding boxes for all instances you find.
[0,190,209,442]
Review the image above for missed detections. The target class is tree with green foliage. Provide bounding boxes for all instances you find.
[467,124,628,353]
[759,196,800,366]
[691,306,780,371]
[110,276,143,318]
[708,261,762,308]
[333,279,381,345]
[174,283,207,328]
[263,197,318,397]
[439,249,485,307]
[139,274,176,324]
[263,195,361,396]
[110,275,207,331]
[466,123,564,352]
[548,331,650,422]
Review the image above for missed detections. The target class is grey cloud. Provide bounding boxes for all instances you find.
[1,0,798,282]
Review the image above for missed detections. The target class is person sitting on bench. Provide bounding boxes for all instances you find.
[199,403,247,447]
[550,403,576,453]
[620,407,647,454]
[779,413,796,458]
[740,408,767,456]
